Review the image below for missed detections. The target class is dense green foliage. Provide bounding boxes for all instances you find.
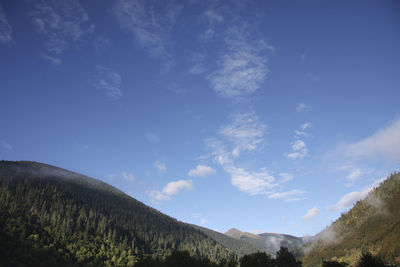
[355,252,385,267]
[0,161,235,266]
[303,172,400,266]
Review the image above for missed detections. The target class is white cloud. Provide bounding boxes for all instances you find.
[208,22,272,98]
[226,166,277,196]
[206,111,305,200]
[0,140,12,150]
[295,130,306,136]
[188,165,215,177]
[154,160,167,174]
[292,140,306,150]
[149,190,170,202]
[330,177,386,210]
[219,112,266,157]
[0,3,12,44]
[301,122,312,130]
[122,171,135,183]
[346,169,362,182]
[268,189,305,200]
[286,140,308,160]
[296,103,312,113]
[149,179,194,203]
[279,173,294,182]
[162,179,193,196]
[345,118,400,163]
[32,0,94,58]
[113,0,181,67]
[302,207,319,221]
[93,66,122,100]
[146,133,160,143]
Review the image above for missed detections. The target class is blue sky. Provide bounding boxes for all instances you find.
[1,0,399,237]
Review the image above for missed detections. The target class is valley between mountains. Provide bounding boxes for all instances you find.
[1,161,399,266]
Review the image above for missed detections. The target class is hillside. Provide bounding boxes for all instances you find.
[302,172,400,266]
[225,228,304,255]
[0,161,236,266]
[190,225,260,257]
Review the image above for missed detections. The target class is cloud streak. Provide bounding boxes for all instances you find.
[0,3,12,44]
[302,207,319,221]
[329,177,386,211]
[345,118,400,163]
[149,179,193,203]
[188,165,215,177]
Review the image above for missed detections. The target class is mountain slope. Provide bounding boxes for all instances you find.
[0,161,235,266]
[225,228,304,255]
[302,172,400,266]
[190,225,260,257]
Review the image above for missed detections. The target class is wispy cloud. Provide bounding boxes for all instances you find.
[149,190,170,202]
[219,112,266,157]
[296,102,312,113]
[302,207,319,221]
[113,0,181,68]
[92,66,122,100]
[269,189,306,200]
[345,118,400,163]
[301,122,312,130]
[154,160,167,174]
[329,177,386,211]
[149,179,193,203]
[279,173,294,182]
[346,169,362,182]
[286,140,308,160]
[0,3,12,44]
[188,165,215,177]
[122,171,135,183]
[200,9,224,41]
[208,22,272,99]
[294,122,312,137]
[31,0,94,62]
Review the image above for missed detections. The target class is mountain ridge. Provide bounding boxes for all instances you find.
[302,172,400,266]
[0,160,237,265]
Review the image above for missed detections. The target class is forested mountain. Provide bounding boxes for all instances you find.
[302,172,400,267]
[190,225,260,257]
[0,161,236,266]
[225,228,304,255]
